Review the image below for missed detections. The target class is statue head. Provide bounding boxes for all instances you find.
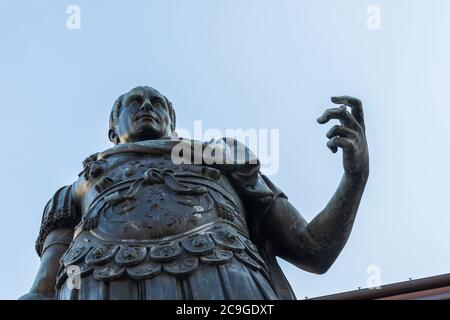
[109,86,176,144]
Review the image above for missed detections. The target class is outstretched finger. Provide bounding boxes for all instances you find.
[327,136,355,154]
[317,106,361,131]
[331,96,365,130]
[326,125,357,139]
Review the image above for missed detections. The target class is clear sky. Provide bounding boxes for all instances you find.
[1,0,449,300]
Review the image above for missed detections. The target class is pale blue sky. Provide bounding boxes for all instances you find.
[1,0,449,299]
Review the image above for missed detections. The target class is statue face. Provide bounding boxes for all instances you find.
[112,87,172,144]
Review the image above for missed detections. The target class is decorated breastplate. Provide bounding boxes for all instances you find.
[77,152,248,241]
[56,144,272,291]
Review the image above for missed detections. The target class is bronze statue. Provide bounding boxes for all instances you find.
[20,86,369,300]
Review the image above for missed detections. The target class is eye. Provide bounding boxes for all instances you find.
[151,97,165,107]
[128,96,143,106]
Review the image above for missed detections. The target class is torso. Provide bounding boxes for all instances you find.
[72,141,248,241]
[56,140,278,300]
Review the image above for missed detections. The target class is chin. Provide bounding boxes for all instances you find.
[135,126,163,141]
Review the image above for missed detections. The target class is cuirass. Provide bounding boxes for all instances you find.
[54,142,282,300]
[76,152,248,241]
[57,221,271,292]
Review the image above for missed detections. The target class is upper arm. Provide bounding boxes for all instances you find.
[259,197,336,274]
[35,184,81,257]
[28,228,74,298]
[259,197,309,262]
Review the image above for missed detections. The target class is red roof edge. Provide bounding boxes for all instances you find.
[311,273,450,300]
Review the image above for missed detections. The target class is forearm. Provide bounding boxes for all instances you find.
[21,228,73,300]
[28,245,68,297]
[264,172,367,274]
[300,173,368,271]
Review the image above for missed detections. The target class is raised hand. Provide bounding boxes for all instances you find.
[317,96,369,180]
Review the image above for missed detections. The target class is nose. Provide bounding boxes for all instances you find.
[140,100,152,112]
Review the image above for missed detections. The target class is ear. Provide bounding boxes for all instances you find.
[163,96,176,131]
[108,129,118,144]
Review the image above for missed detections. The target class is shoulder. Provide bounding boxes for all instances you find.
[208,137,258,166]
[36,184,81,257]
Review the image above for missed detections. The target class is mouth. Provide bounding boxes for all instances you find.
[135,113,158,122]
